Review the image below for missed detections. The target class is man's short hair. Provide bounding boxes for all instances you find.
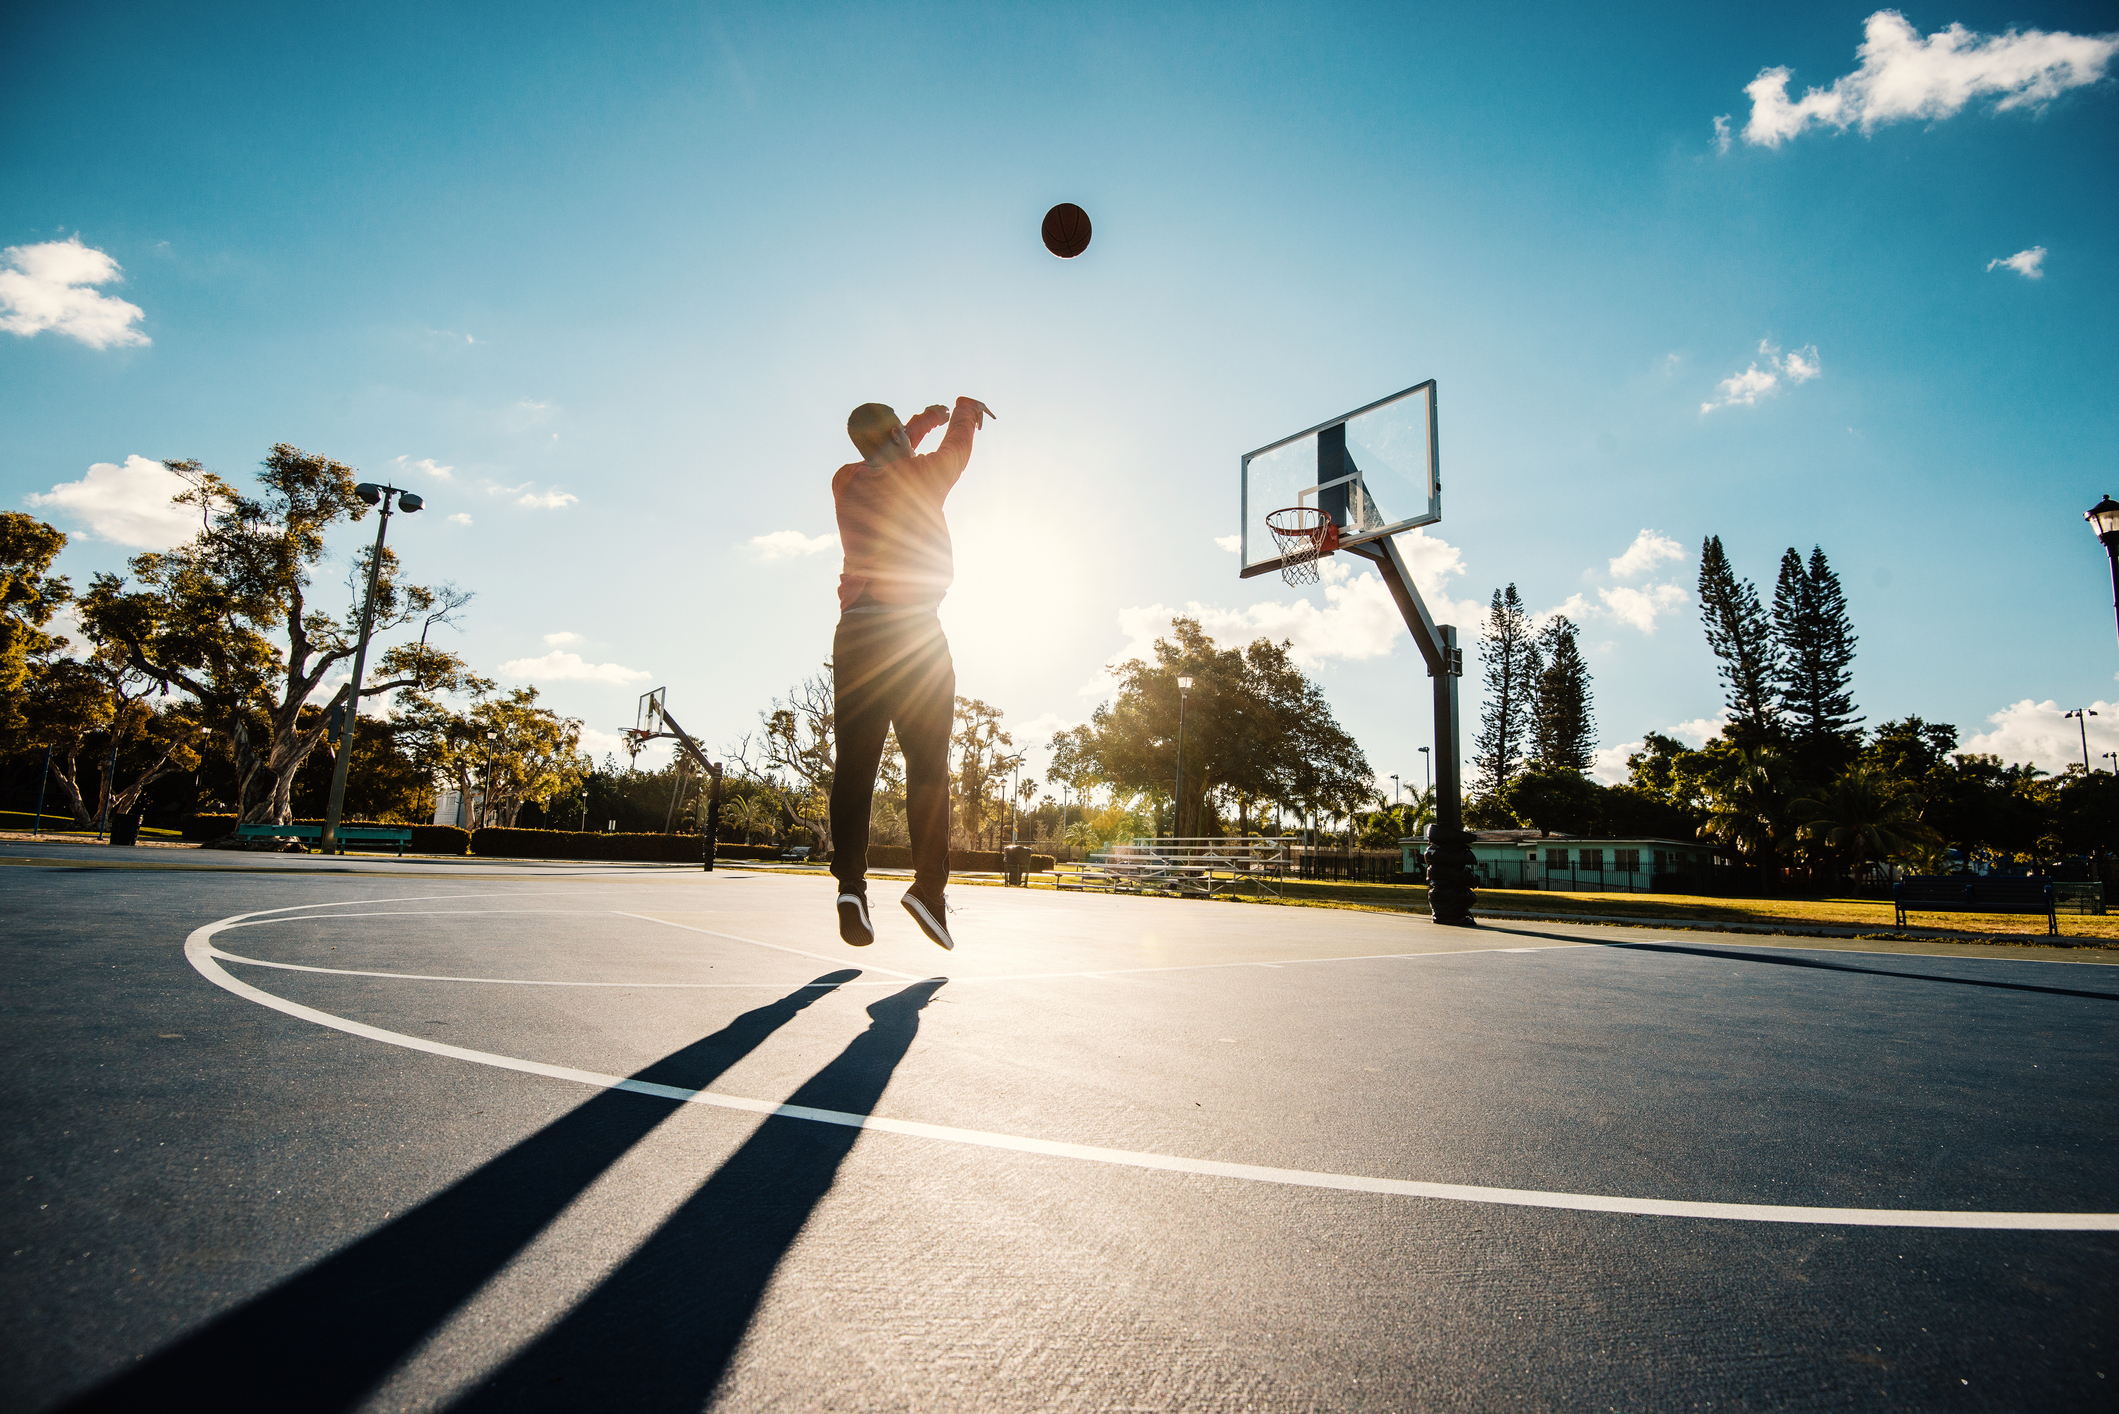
[847,403,901,457]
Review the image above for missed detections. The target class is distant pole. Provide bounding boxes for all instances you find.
[1419,746,1431,796]
[2065,709,2098,772]
[34,743,52,837]
[1174,675,1193,838]
[1391,773,1400,805]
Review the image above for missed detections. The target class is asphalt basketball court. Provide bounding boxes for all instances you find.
[5,844,2114,1411]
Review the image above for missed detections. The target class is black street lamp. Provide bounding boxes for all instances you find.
[321,481,424,853]
[1418,745,1431,795]
[2064,708,2098,773]
[2089,494,2119,653]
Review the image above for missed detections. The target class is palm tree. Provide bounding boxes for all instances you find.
[1699,747,1791,889]
[1791,764,1936,879]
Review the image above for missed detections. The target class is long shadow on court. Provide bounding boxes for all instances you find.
[1553,935,2119,1002]
[61,970,866,1414]
[448,978,945,1412]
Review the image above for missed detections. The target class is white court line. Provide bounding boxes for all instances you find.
[205,946,891,990]
[181,905,2119,1232]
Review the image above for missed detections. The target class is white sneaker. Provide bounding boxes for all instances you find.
[837,891,873,947]
[901,888,954,951]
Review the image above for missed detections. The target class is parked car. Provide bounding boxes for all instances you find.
[781,845,811,861]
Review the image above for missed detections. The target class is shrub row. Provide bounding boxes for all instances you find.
[862,845,1055,873]
[179,814,469,855]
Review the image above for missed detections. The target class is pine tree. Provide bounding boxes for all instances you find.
[1773,545,1861,767]
[1472,584,1538,794]
[1696,535,1780,744]
[1531,615,1595,773]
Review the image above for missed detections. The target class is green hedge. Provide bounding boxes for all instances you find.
[179,814,469,855]
[862,846,1055,872]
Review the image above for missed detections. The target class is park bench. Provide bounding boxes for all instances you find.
[1892,876,2057,936]
[232,823,413,855]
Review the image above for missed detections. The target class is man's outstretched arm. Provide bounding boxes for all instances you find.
[919,397,994,488]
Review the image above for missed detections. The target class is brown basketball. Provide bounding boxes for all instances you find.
[1041,203,1092,259]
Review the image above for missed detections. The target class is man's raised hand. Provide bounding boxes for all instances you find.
[955,399,996,430]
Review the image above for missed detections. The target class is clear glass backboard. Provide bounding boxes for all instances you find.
[1240,381,1438,578]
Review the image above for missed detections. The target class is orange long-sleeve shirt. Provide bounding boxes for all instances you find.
[833,398,981,610]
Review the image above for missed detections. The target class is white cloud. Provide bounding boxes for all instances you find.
[1701,340,1821,413]
[1608,529,1685,580]
[543,630,584,646]
[391,455,455,481]
[1594,582,1689,634]
[0,237,149,349]
[1589,740,1636,786]
[1962,699,2118,774]
[25,455,197,547]
[578,726,630,762]
[749,529,840,560]
[1740,11,2119,149]
[496,650,650,684]
[517,489,577,510]
[1214,534,1242,554]
[1987,246,2047,279]
[1672,710,1732,749]
[1712,114,1733,154]
[447,512,473,526]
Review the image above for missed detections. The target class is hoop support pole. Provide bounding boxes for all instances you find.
[1344,536,1477,926]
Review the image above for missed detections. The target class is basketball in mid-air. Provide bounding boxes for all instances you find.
[1041,203,1092,259]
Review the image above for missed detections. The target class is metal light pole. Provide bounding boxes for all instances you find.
[320,482,424,854]
[2088,494,2119,653]
[1174,675,1192,838]
[1390,773,1400,806]
[34,743,52,837]
[2064,708,2098,773]
[1418,745,1431,796]
[2103,752,2118,774]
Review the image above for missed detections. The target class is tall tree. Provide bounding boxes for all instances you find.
[1472,584,1538,794]
[1530,614,1594,773]
[79,448,475,823]
[0,513,70,717]
[1068,617,1370,837]
[950,697,1013,847]
[1696,536,1779,744]
[729,663,835,853]
[1772,545,1861,767]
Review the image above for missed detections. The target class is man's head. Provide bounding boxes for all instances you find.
[847,403,907,461]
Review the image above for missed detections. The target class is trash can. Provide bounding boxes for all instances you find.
[108,812,142,847]
[1003,844,1030,887]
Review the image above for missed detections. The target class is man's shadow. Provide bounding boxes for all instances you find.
[62,970,882,1413]
[450,978,946,1411]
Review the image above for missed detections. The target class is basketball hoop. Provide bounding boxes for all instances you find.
[1266,507,1340,586]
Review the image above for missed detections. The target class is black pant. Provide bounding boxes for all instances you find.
[830,607,954,895]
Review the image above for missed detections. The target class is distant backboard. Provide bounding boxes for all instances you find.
[1240,381,1438,579]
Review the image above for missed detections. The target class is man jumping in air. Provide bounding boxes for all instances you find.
[830,396,993,950]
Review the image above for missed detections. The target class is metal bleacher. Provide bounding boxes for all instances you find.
[1052,836,1291,901]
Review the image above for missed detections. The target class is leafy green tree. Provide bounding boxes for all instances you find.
[950,697,1012,848]
[1472,584,1538,793]
[0,513,71,722]
[1070,617,1370,839]
[1772,545,1861,774]
[1697,536,1780,745]
[1790,764,1934,874]
[78,448,474,823]
[1698,746,1794,886]
[1505,766,1606,836]
[730,664,834,853]
[1529,614,1593,773]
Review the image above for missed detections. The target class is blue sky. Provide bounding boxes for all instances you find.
[6,1,2117,793]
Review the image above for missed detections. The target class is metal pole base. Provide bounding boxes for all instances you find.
[1423,827,1480,927]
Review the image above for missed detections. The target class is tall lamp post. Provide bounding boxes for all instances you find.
[1174,675,1193,839]
[1418,745,1431,796]
[2089,495,2119,653]
[1390,773,1400,806]
[320,481,423,854]
[2064,708,2098,773]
